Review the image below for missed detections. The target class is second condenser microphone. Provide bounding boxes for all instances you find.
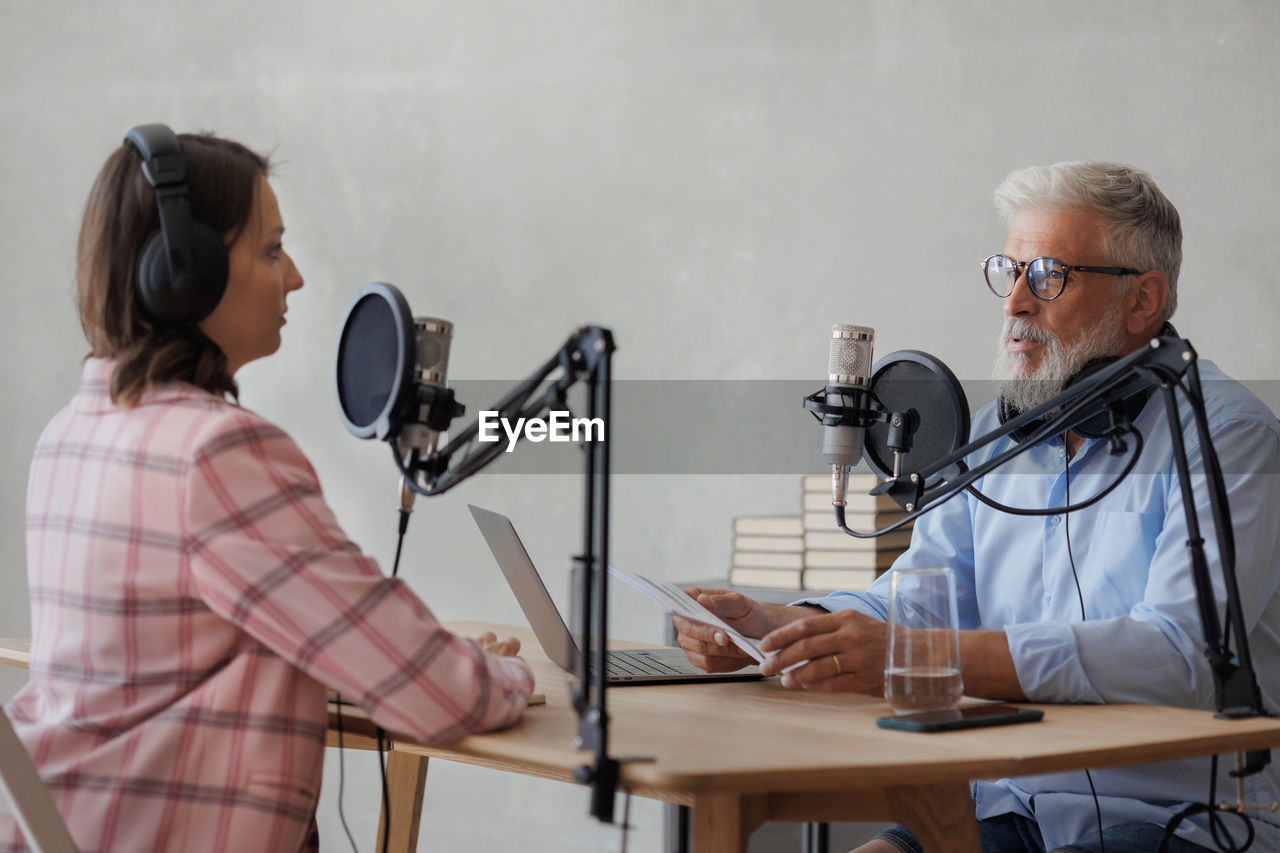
[822,324,875,506]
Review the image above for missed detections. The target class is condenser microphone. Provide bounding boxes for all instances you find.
[822,324,875,506]
[396,317,454,515]
[398,317,454,462]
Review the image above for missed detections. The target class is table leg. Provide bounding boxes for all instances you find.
[885,782,980,853]
[692,792,769,853]
[376,750,429,853]
[748,782,979,853]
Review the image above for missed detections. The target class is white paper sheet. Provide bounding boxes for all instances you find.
[607,566,767,663]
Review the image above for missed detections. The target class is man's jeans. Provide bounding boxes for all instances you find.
[873,812,1213,853]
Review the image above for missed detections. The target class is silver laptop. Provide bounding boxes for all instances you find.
[469,505,762,684]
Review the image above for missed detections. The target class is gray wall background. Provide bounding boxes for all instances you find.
[2,2,1278,851]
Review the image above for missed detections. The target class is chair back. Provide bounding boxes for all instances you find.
[0,709,77,852]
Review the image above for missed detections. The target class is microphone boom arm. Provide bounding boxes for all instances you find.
[394,333,580,495]
[871,337,1191,512]
[393,325,626,823]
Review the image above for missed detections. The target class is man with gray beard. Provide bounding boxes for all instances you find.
[992,304,1129,415]
[674,161,1280,853]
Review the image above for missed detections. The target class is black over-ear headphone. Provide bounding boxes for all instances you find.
[998,322,1177,444]
[124,123,229,326]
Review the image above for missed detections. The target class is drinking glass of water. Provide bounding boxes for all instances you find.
[884,566,963,714]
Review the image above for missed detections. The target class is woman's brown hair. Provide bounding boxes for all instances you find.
[76,132,270,406]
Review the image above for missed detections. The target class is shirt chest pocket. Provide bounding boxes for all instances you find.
[1086,511,1161,614]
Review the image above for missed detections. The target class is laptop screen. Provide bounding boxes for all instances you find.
[469,505,583,671]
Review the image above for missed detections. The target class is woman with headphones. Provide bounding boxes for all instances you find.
[1,126,534,852]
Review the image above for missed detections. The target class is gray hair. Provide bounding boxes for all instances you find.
[993,160,1181,322]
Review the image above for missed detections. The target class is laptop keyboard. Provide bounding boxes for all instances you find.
[600,651,688,677]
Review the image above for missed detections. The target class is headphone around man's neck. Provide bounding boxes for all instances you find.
[997,321,1178,444]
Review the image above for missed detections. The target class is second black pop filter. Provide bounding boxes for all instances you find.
[862,350,970,484]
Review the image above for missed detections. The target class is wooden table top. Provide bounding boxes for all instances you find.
[366,623,1280,799]
[8,626,1280,802]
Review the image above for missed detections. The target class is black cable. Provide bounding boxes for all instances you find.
[834,427,1143,542]
[335,504,415,853]
[964,425,1145,518]
[836,390,1148,540]
[1061,435,1088,624]
[1061,434,1089,625]
[375,508,411,853]
[618,787,632,853]
[1061,434,1104,853]
[1180,367,1247,672]
[391,512,409,578]
[333,697,361,853]
[377,729,391,853]
[1167,373,1236,658]
[1159,756,1256,853]
[1179,370,1237,574]
[1083,768,1105,853]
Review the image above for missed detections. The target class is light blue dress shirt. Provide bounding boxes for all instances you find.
[799,360,1280,851]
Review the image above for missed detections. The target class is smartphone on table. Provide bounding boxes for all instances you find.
[876,703,1043,732]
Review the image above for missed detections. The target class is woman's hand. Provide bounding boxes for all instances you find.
[475,631,523,658]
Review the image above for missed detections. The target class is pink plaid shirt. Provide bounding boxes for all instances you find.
[1,358,534,853]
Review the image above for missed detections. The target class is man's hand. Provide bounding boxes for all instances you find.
[758,609,888,694]
[475,631,523,658]
[672,587,811,672]
[758,615,1026,699]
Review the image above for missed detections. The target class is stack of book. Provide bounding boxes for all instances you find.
[727,515,806,589]
[727,473,914,591]
[800,473,912,591]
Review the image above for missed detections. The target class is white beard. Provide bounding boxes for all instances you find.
[991,306,1128,413]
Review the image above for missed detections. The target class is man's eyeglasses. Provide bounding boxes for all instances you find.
[981,254,1143,301]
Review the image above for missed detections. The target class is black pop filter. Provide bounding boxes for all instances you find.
[863,350,970,483]
[334,282,415,440]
